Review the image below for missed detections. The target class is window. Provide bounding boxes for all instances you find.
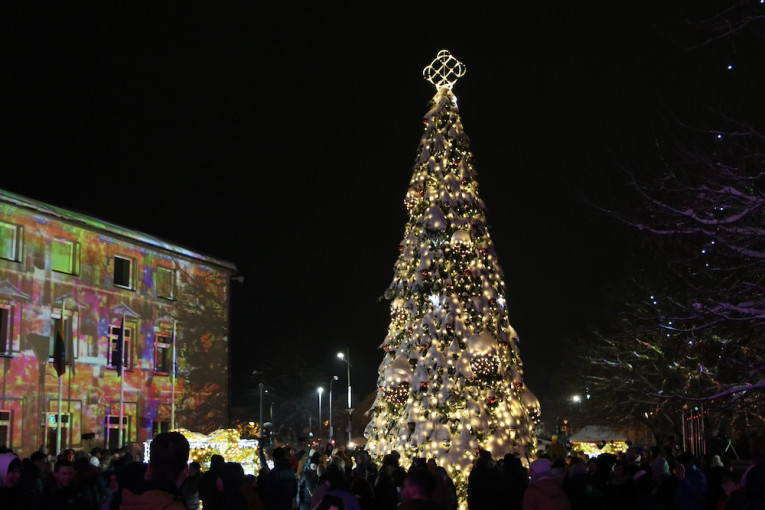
[152,420,170,437]
[156,267,175,300]
[154,335,171,373]
[105,415,130,451]
[0,410,11,449]
[52,238,80,274]
[0,222,22,262]
[108,323,132,371]
[48,315,75,359]
[0,307,10,355]
[114,256,133,289]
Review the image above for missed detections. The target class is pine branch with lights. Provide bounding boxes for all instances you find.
[363,51,539,508]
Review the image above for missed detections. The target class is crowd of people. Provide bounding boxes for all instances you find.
[469,442,765,510]
[0,435,763,510]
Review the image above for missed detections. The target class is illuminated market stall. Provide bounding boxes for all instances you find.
[568,425,628,456]
[143,429,260,474]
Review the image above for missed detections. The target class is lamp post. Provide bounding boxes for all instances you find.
[329,375,338,443]
[259,383,264,429]
[337,349,352,445]
[570,394,582,438]
[252,370,265,444]
[317,387,324,438]
[259,382,264,445]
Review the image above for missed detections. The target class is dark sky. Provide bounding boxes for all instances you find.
[1,3,694,419]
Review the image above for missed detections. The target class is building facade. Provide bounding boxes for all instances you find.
[0,189,235,458]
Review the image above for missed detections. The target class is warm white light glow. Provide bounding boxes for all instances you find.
[423,49,467,91]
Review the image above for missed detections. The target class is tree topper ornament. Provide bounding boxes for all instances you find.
[423,49,466,91]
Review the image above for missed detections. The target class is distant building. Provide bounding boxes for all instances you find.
[0,189,236,457]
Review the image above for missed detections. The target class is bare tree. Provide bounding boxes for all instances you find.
[573,1,765,435]
[174,265,230,432]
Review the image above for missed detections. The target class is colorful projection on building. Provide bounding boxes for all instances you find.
[0,189,234,457]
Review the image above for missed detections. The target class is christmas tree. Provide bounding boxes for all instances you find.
[363,50,540,503]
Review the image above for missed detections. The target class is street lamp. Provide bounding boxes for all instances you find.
[329,375,338,443]
[569,395,582,438]
[259,383,264,433]
[337,349,352,445]
[251,370,265,442]
[317,387,324,438]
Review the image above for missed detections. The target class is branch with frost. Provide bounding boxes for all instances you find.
[679,1,765,49]
[601,167,765,261]
[656,379,765,401]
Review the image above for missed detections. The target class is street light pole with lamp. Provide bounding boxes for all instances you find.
[251,370,267,447]
[317,387,324,439]
[259,382,265,434]
[337,349,352,445]
[329,375,338,443]
[568,394,583,439]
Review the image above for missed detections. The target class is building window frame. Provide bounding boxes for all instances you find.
[108,323,132,372]
[156,266,175,300]
[0,306,12,355]
[113,255,134,290]
[151,420,170,437]
[0,410,12,449]
[49,312,76,360]
[154,335,171,374]
[51,238,80,275]
[0,222,22,262]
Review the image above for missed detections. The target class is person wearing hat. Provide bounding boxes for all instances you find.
[522,457,571,510]
[547,436,567,464]
[297,452,321,510]
[0,451,22,509]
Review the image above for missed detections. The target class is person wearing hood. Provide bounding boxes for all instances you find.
[0,451,22,509]
[297,453,320,510]
[522,458,571,510]
[263,447,297,510]
[675,452,707,510]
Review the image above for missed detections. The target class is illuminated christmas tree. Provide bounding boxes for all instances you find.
[364,50,540,504]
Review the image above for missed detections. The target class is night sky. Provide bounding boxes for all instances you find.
[1,3,708,422]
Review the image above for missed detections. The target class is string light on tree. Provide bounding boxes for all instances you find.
[364,50,539,510]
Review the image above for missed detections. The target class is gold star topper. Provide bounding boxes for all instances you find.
[423,49,466,91]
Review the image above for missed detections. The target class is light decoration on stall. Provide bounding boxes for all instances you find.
[144,429,259,475]
[364,50,540,510]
